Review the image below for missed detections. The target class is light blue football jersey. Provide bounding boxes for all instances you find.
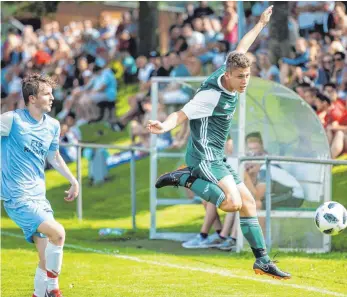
[1,109,60,202]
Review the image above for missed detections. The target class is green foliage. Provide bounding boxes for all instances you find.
[2,1,60,18]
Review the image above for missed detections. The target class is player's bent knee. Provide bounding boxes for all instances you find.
[49,224,66,245]
[219,198,242,212]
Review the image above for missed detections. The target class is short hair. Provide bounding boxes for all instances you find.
[316,92,331,105]
[323,83,337,90]
[226,52,251,73]
[334,51,346,60]
[22,73,57,106]
[246,131,263,145]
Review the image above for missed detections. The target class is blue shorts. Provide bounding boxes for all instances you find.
[3,198,54,243]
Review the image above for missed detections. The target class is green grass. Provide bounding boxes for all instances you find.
[2,83,347,297]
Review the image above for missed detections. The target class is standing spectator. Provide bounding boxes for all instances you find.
[193,1,214,19]
[222,4,238,50]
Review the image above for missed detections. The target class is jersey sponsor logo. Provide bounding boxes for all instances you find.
[24,139,47,159]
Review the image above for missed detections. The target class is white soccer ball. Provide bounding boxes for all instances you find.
[314,201,347,236]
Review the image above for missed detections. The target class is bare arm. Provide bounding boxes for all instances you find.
[147,110,188,134]
[236,5,273,54]
[47,151,79,201]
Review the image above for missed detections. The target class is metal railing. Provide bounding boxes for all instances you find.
[60,142,151,230]
[60,140,347,251]
[239,155,347,252]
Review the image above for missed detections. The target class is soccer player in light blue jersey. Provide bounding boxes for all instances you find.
[1,74,79,297]
[148,6,291,279]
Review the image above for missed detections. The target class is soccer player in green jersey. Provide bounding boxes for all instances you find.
[147,6,291,279]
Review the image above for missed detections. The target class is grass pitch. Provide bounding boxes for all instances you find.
[1,84,347,297]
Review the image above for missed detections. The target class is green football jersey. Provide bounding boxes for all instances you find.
[181,65,238,161]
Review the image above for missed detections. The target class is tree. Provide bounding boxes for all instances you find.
[2,1,60,18]
[268,1,290,65]
[138,2,159,56]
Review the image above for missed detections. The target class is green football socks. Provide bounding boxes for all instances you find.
[179,174,226,207]
[240,217,271,263]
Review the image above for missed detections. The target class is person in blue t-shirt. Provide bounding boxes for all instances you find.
[1,73,79,297]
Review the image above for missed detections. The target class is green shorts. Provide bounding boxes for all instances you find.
[185,154,242,185]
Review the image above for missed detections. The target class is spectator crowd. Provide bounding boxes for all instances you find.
[1,1,347,160]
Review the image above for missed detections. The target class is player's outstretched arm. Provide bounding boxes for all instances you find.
[147,110,188,135]
[47,151,79,202]
[235,5,273,54]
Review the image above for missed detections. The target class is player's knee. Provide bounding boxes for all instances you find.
[219,197,242,212]
[242,195,257,212]
[50,224,65,245]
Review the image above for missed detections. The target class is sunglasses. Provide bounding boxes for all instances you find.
[334,58,343,62]
[323,60,332,63]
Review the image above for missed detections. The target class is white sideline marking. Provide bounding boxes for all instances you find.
[2,231,346,297]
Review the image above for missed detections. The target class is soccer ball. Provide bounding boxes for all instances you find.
[314,201,347,236]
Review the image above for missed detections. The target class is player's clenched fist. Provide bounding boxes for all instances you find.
[147,120,166,134]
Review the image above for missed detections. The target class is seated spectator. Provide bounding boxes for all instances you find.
[315,54,334,88]
[136,55,155,90]
[197,40,229,70]
[98,13,117,53]
[243,132,305,210]
[168,25,182,51]
[121,51,138,84]
[1,64,23,112]
[131,96,171,148]
[181,139,238,251]
[279,38,310,86]
[58,57,117,124]
[160,51,193,105]
[117,30,137,58]
[315,92,331,127]
[323,83,347,158]
[303,88,318,109]
[331,51,346,86]
[202,16,223,43]
[330,2,347,39]
[182,22,206,53]
[258,51,280,83]
[157,53,173,77]
[59,115,79,164]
